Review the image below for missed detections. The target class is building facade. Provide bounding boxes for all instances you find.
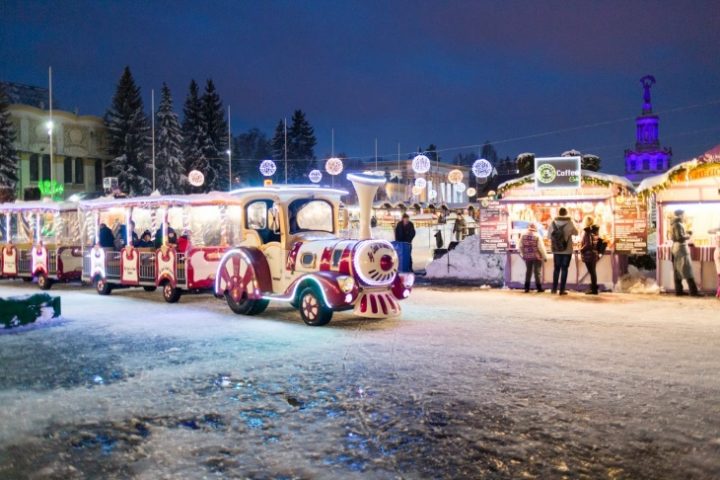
[624,75,672,184]
[8,103,111,199]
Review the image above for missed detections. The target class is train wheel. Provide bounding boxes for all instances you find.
[298,287,332,326]
[219,252,266,316]
[162,283,181,303]
[95,277,112,295]
[143,286,157,292]
[37,273,53,290]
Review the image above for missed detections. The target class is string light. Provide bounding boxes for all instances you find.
[448,169,463,184]
[308,169,323,183]
[325,157,344,175]
[259,160,276,177]
[412,155,431,174]
[414,178,427,189]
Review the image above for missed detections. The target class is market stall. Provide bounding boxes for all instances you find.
[638,145,720,293]
[490,169,644,291]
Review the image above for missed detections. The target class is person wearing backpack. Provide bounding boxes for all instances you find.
[581,216,600,295]
[520,223,547,293]
[548,207,578,295]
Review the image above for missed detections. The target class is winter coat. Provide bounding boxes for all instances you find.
[580,227,599,264]
[548,216,578,254]
[98,225,115,248]
[670,217,691,259]
[520,231,547,262]
[394,221,416,243]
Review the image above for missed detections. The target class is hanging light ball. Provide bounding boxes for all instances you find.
[259,159,277,177]
[466,187,477,197]
[472,158,493,178]
[455,182,466,193]
[411,185,423,196]
[447,169,464,184]
[414,177,427,189]
[308,169,323,183]
[412,154,431,174]
[325,157,344,176]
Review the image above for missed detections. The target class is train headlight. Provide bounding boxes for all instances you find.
[402,273,415,288]
[337,275,355,293]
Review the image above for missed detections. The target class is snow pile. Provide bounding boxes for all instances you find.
[425,235,504,283]
[614,265,660,294]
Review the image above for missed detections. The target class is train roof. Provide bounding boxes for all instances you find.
[0,200,78,212]
[78,191,245,209]
[229,185,349,202]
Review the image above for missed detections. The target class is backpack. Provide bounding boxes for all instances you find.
[550,222,569,252]
[596,237,608,255]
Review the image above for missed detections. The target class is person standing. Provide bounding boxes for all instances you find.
[671,209,702,297]
[548,207,578,295]
[394,213,416,272]
[581,216,599,295]
[453,211,466,241]
[98,223,115,249]
[520,223,547,293]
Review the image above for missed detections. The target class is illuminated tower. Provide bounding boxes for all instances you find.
[624,75,672,183]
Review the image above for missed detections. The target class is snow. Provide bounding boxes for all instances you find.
[0,282,719,478]
[613,265,660,294]
[425,235,504,283]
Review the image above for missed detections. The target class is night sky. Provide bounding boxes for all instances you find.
[2,0,719,173]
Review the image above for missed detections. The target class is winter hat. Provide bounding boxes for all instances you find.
[674,209,684,217]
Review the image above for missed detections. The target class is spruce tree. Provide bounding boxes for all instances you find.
[200,79,228,191]
[233,127,271,186]
[155,83,186,194]
[288,110,316,181]
[182,80,205,190]
[0,84,19,199]
[105,66,151,195]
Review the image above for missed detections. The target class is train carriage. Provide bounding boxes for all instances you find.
[79,193,244,302]
[215,174,414,326]
[0,201,83,289]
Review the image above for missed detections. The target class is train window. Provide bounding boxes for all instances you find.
[289,199,333,234]
[246,201,267,229]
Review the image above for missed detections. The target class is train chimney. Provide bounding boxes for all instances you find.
[347,173,385,240]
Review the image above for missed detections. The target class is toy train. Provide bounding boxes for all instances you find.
[0,174,413,326]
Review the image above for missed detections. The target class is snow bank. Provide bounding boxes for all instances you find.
[425,235,504,283]
[614,265,660,294]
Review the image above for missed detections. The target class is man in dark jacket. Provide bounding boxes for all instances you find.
[548,207,578,295]
[98,223,115,248]
[394,213,416,272]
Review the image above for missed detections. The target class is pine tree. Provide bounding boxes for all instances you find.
[0,84,19,199]
[200,79,228,191]
[233,127,271,186]
[288,110,316,181]
[182,80,205,191]
[105,66,151,196]
[155,83,186,194]
[481,141,498,164]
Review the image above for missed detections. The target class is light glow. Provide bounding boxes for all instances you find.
[412,155,431,174]
[309,169,323,183]
[414,178,427,189]
[325,157,344,176]
[472,159,493,178]
[259,160,277,177]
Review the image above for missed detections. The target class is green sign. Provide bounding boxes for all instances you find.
[534,157,581,189]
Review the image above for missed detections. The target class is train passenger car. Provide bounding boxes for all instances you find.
[0,201,82,289]
[79,193,244,302]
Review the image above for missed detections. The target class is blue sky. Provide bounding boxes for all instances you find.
[2,0,719,173]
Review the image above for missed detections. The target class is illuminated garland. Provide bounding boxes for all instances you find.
[637,158,720,200]
[497,173,631,196]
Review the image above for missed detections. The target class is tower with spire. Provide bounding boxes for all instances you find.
[624,75,672,183]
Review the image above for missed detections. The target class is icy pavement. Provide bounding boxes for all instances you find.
[0,283,718,479]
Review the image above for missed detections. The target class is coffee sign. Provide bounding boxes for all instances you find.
[534,157,581,189]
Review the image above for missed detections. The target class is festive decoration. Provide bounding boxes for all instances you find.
[412,154,431,174]
[414,178,427,189]
[429,189,437,200]
[637,150,720,199]
[38,180,64,201]
[188,169,205,187]
[497,171,635,196]
[411,185,423,196]
[472,159,493,178]
[466,187,477,197]
[259,160,277,177]
[325,157,344,176]
[447,169,463,184]
[455,182,466,193]
[308,169,323,183]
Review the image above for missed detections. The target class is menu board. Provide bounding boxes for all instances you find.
[479,200,508,253]
[614,196,648,255]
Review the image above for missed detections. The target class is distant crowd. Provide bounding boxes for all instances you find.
[97,221,191,253]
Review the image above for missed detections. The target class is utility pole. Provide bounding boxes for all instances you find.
[151,89,155,192]
[284,118,288,184]
[48,66,53,184]
[227,106,232,190]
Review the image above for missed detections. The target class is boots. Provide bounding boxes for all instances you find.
[674,279,686,296]
[687,278,704,297]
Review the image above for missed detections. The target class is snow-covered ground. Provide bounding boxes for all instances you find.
[0,282,719,479]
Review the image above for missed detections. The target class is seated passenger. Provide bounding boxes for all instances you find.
[98,223,115,248]
[167,227,178,246]
[177,230,191,253]
[136,230,153,248]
